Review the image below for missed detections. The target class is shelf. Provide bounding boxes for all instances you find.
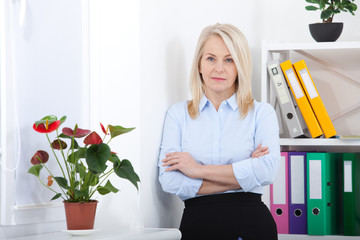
[263,41,360,240]
[263,41,360,51]
[280,138,360,146]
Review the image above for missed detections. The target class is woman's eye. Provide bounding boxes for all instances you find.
[207,57,215,62]
[225,58,233,63]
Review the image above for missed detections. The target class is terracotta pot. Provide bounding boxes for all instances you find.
[63,200,98,230]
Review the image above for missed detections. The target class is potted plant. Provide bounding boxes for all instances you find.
[28,115,140,230]
[305,0,358,42]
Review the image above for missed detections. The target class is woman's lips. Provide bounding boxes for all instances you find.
[211,77,226,82]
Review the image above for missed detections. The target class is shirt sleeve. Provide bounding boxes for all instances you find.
[158,104,203,200]
[232,104,280,192]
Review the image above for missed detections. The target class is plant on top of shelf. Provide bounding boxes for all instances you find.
[305,0,357,23]
[305,0,358,42]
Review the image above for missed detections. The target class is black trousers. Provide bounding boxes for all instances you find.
[179,192,278,240]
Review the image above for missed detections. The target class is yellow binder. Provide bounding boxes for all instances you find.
[293,60,336,138]
[280,60,323,138]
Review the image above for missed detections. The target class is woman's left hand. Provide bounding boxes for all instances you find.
[162,152,203,179]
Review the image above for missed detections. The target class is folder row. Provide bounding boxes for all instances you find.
[270,152,360,236]
[267,59,336,139]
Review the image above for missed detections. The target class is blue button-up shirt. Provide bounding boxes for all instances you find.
[158,94,280,201]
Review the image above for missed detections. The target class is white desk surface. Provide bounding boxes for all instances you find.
[7,228,181,240]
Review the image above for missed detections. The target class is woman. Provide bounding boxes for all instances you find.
[158,23,280,240]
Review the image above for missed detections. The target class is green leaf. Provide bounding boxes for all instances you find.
[343,2,357,13]
[97,186,110,195]
[108,125,135,139]
[76,162,87,178]
[109,152,121,164]
[85,143,111,173]
[89,174,99,186]
[74,189,83,198]
[305,5,319,10]
[51,193,62,200]
[34,115,58,128]
[97,180,119,195]
[71,140,79,149]
[58,133,72,139]
[60,116,67,125]
[114,159,140,190]
[68,147,86,164]
[321,8,333,19]
[82,188,90,199]
[306,0,319,4]
[68,151,80,164]
[104,180,119,193]
[54,177,69,189]
[28,164,43,177]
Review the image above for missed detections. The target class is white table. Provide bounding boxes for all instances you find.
[7,228,181,240]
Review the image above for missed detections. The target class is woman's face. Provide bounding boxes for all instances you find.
[199,35,237,98]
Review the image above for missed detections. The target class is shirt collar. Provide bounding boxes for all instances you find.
[199,95,209,112]
[199,93,238,112]
[226,94,238,111]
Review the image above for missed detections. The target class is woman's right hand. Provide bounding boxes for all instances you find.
[251,144,269,158]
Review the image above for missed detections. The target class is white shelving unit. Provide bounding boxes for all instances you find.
[261,41,360,240]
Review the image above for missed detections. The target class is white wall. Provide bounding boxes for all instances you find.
[88,0,142,231]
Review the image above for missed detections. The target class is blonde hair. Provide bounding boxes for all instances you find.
[188,23,253,119]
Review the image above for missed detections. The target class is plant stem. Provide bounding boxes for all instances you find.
[37,175,66,200]
[41,163,68,198]
[99,169,114,179]
[46,133,66,179]
[56,129,71,180]
[89,169,114,198]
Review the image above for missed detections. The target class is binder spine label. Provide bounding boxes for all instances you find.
[299,69,318,99]
[344,160,352,192]
[291,155,305,204]
[309,160,322,199]
[269,65,290,105]
[273,155,286,204]
[285,69,304,99]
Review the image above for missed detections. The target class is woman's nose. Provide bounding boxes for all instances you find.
[215,61,224,73]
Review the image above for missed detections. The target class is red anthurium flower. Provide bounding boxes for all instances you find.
[33,120,61,133]
[51,139,67,150]
[62,127,91,138]
[84,131,103,145]
[31,150,49,165]
[100,123,109,135]
[47,176,54,186]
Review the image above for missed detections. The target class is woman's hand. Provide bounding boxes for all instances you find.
[251,144,269,158]
[162,152,203,179]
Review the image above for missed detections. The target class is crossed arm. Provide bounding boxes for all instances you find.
[161,144,269,195]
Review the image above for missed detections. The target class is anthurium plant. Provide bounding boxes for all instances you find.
[305,0,357,23]
[28,115,140,203]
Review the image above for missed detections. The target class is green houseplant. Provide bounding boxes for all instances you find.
[28,115,140,230]
[305,0,358,41]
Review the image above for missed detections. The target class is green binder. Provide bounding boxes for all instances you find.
[343,153,360,236]
[307,152,343,235]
